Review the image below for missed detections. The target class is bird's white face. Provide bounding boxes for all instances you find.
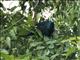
[42,7,57,20]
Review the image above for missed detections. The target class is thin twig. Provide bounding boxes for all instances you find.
[33,0,39,9]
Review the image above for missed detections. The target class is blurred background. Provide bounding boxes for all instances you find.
[0,0,80,60]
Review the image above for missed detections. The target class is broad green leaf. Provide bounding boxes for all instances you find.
[65,47,76,58]
[61,36,80,43]
[6,37,11,48]
[30,42,42,47]
[50,54,59,60]
[77,41,80,50]
[0,49,9,54]
[36,46,45,50]
[36,28,43,38]
[0,52,14,60]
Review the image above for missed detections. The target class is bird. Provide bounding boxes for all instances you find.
[19,18,54,37]
[36,18,54,37]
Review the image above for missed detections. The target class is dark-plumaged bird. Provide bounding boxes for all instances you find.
[20,18,54,37]
[36,18,54,37]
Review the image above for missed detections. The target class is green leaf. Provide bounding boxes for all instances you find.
[77,41,80,50]
[36,28,43,38]
[9,27,17,39]
[38,55,49,60]
[0,52,14,60]
[36,46,45,50]
[0,49,9,54]
[61,37,78,43]
[46,40,56,45]
[6,37,11,48]
[30,42,42,47]
[65,47,76,58]
[50,54,59,60]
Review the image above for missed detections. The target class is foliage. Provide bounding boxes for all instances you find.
[0,0,80,60]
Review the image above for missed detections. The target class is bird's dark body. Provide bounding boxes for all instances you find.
[36,20,54,36]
